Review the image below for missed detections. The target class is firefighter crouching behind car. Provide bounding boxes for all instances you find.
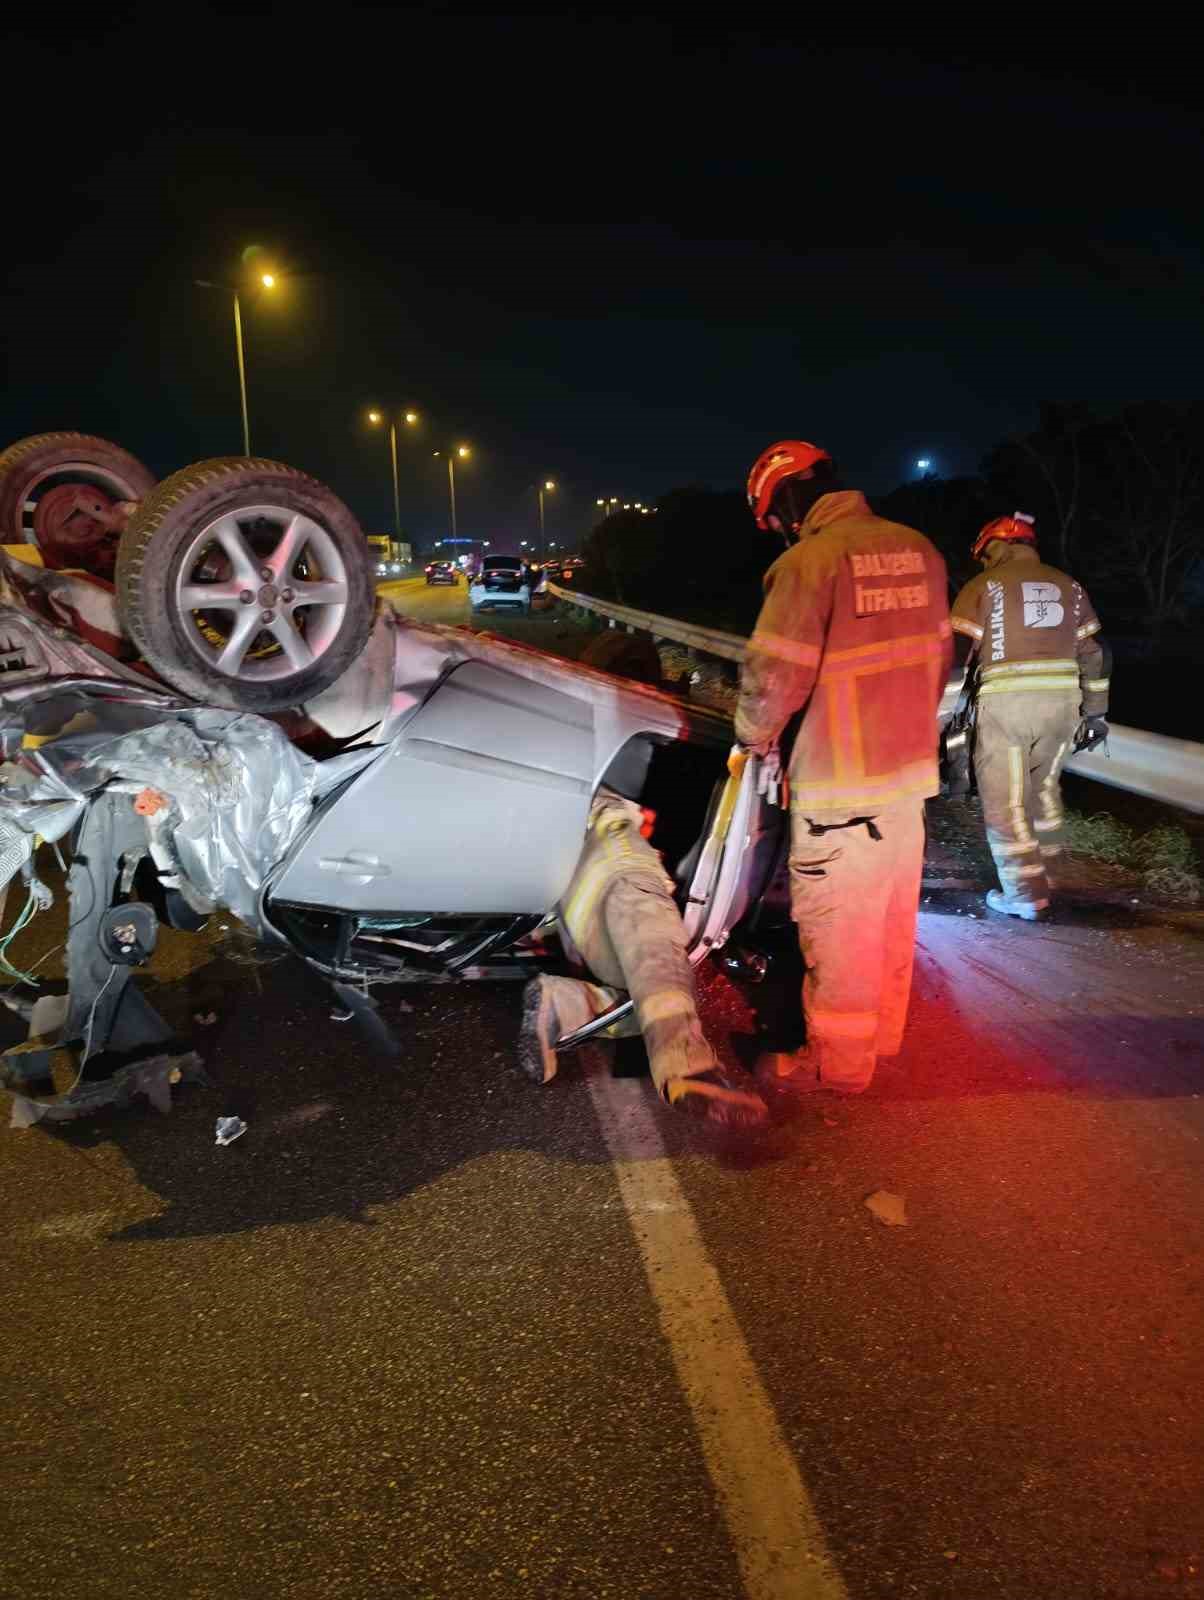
[518,789,768,1128]
[950,512,1110,921]
[733,440,952,1096]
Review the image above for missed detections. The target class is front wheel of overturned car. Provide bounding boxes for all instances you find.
[115,457,374,713]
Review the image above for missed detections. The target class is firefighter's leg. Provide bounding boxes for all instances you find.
[876,800,927,1058]
[556,811,765,1124]
[595,877,767,1125]
[597,876,715,1092]
[785,818,894,1093]
[518,975,625,1084]
[1028,693,1080,891]
[974,699,1050,913]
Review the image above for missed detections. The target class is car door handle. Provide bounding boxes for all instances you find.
[317,853,393,878]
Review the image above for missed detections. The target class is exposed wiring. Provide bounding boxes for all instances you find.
[0,884,44,985]
[60,964,119,1100]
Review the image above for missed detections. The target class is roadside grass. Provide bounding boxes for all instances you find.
[1064,812,1202,904]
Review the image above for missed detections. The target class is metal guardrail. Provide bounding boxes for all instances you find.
[547,582,1204,815]
[1064,726,1204,813]
[547,582,747,664]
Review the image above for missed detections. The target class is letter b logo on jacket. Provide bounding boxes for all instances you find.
[1022,581,1063,628]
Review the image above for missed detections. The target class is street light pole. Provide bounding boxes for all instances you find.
[389,422,401,541]
[433,445,470,543]
[537,479,555,560]
[368,409,419,545]
[197,269,277,457]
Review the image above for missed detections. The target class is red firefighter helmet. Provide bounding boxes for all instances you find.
[746,440,832,530]
[972,510,1037,563]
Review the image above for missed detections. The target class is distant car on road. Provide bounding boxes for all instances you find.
[469,555,531,614]
[376,559,404,577]
[425,560,458,586]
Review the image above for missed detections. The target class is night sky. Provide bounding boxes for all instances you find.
[5,15,1202,552]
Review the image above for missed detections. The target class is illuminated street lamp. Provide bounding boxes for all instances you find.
[432,445,471,540]
[537,478,555,559]
[367,407,420,540]
[195,263,280,455]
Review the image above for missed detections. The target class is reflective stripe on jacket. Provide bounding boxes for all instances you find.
[950,545,1109,717]
[734,491,952,813]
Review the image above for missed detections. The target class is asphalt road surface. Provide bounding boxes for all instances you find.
[1,583,1202,1600]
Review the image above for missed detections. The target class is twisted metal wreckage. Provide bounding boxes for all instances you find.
[0,605,352,1128]
[0,598,768,1132]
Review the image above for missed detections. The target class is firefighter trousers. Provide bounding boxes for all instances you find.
[973,689,1080,912]
[558,801,715,1094]
[787,797,926,1092]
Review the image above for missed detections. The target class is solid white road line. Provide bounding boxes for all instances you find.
[586,1074,848,1600]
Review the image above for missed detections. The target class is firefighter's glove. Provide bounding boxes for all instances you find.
[941,720,973,797]
[727,744,750,782]
[756,746,786,808]
[1074,716,1109,754]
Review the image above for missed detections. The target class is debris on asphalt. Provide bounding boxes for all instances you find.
[8,1050,207,1127]
[215,1115,248,1146]
[865,1189,907,1227]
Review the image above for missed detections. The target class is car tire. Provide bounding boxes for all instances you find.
[115,456,374,713]
[0,431,156,543]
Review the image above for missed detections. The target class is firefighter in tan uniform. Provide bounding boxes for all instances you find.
[517,789,769,1128]
[733,440,952,1095]
[951,512,1110,920]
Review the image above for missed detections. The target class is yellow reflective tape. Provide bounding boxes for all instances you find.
[788,767,939,811]
[1033,818,1060,832]
[1083,677,1110,691]
[1008,745,1032,845]
[978,677,1079,697]
[639,991,695,1026]
[747,630,822,668]
[826,630,946,664]
[21,733,53,749]
[807,1009,878,1038]
[980,658,1078,679]
[1044,742,1069,811]
[993,838,1040,856]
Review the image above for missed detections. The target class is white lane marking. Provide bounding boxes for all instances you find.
[587,1074,848,1600]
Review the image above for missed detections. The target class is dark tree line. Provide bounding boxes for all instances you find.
[578,404,1204,646]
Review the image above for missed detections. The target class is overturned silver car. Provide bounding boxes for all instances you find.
[0,437,790,1127]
